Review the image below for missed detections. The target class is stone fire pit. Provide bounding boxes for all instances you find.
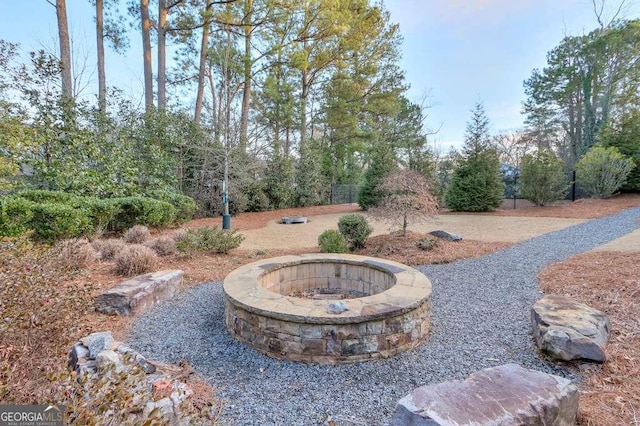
[223,254,432,363]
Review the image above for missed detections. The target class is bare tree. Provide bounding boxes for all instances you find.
[492,130,535,167]
[370,170,439,237]
[592,0,630,29]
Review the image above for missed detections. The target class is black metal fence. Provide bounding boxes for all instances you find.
[330,184,361,204]
[501,167,590,202]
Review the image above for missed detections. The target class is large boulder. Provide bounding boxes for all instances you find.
[392,364,578,425]
[95,270,183,316]
[532,294,611,362]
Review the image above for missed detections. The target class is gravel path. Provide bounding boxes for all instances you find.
[129,207,640,425]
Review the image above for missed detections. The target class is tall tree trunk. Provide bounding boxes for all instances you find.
[239,0,253,153]
[300,69,309,151]
[56,0,73,99]
[96,0,106,111]
[157,0,167,111]
[194,1,213,124]
[141,0,154,112]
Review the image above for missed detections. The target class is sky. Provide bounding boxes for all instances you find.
[1,0,639,150]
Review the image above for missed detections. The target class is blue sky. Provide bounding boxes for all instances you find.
[385,0,640,148]
[1,0,639,149]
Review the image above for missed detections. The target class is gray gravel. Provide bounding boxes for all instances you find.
[129,207,640,425]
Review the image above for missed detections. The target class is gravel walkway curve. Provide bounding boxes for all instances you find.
[129,207,640,425]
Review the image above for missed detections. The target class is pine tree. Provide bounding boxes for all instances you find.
[357,142,396,210]
[445,101,503,212]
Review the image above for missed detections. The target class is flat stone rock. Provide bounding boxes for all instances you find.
[80,331,115,359]
[95,270,183,316]
[393,364,578,425]
[532,294,611,362]
[429,230,462,241]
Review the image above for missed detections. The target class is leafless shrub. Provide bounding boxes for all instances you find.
[123,225,151,244]
[92,239,126,261]
[57,238,98,270]
[171,228,189,243]
[145,237,177,256]
[114,244,158,277]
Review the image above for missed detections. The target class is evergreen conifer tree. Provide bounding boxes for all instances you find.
[445,101,503,212]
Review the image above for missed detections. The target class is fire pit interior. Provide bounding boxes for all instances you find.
[223,254,431,363]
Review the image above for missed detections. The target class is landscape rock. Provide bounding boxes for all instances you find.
[80,331,115,358]
[532,294,611,362]
[68,332,195,423]
[95,270,183,316]
[429,230,462,241]
[96,350,125,372]
[68,342,90,369]
[392,364,579,425]
[327,301,348,314]
[116,344,157,374]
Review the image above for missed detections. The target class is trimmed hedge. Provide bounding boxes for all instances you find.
[145,190,197,223]
[0,196,89,242]
[109,197,177,231]
[0,196,36,237]
[1,190,185,242]
[29,202,91,243]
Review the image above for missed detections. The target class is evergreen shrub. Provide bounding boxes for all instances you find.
[145,190,197,223]
[318,230,348,253]
[520,150,568,206]
[576,146,635,198]
[338,214,373,250]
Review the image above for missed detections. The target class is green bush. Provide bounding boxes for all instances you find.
[599,109,640,191]
[13,189,78,204]
[318,230,348,253]
[338,214,373,250]
[145,190,197,223]
[445,150,503,212]
[242,181,270,212]
[176,226,245,255]
[78,197,121,235]
[520,150,568,206]
[0,196,35,237]
[109,197,177,231]
[575,146,636,198]
[28,202,91,243]
[13,191,120,236]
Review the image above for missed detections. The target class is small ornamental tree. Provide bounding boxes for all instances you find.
[520,149,568,206]
[370,170,439,237]
[575,146,635,198]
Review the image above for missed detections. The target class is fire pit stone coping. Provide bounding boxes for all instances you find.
[223,253,432,363]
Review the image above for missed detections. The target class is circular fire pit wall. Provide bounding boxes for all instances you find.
[223,254,432,363]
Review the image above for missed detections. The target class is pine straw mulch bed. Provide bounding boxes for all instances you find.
[483,193,640,219]
[539,252,640,426]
